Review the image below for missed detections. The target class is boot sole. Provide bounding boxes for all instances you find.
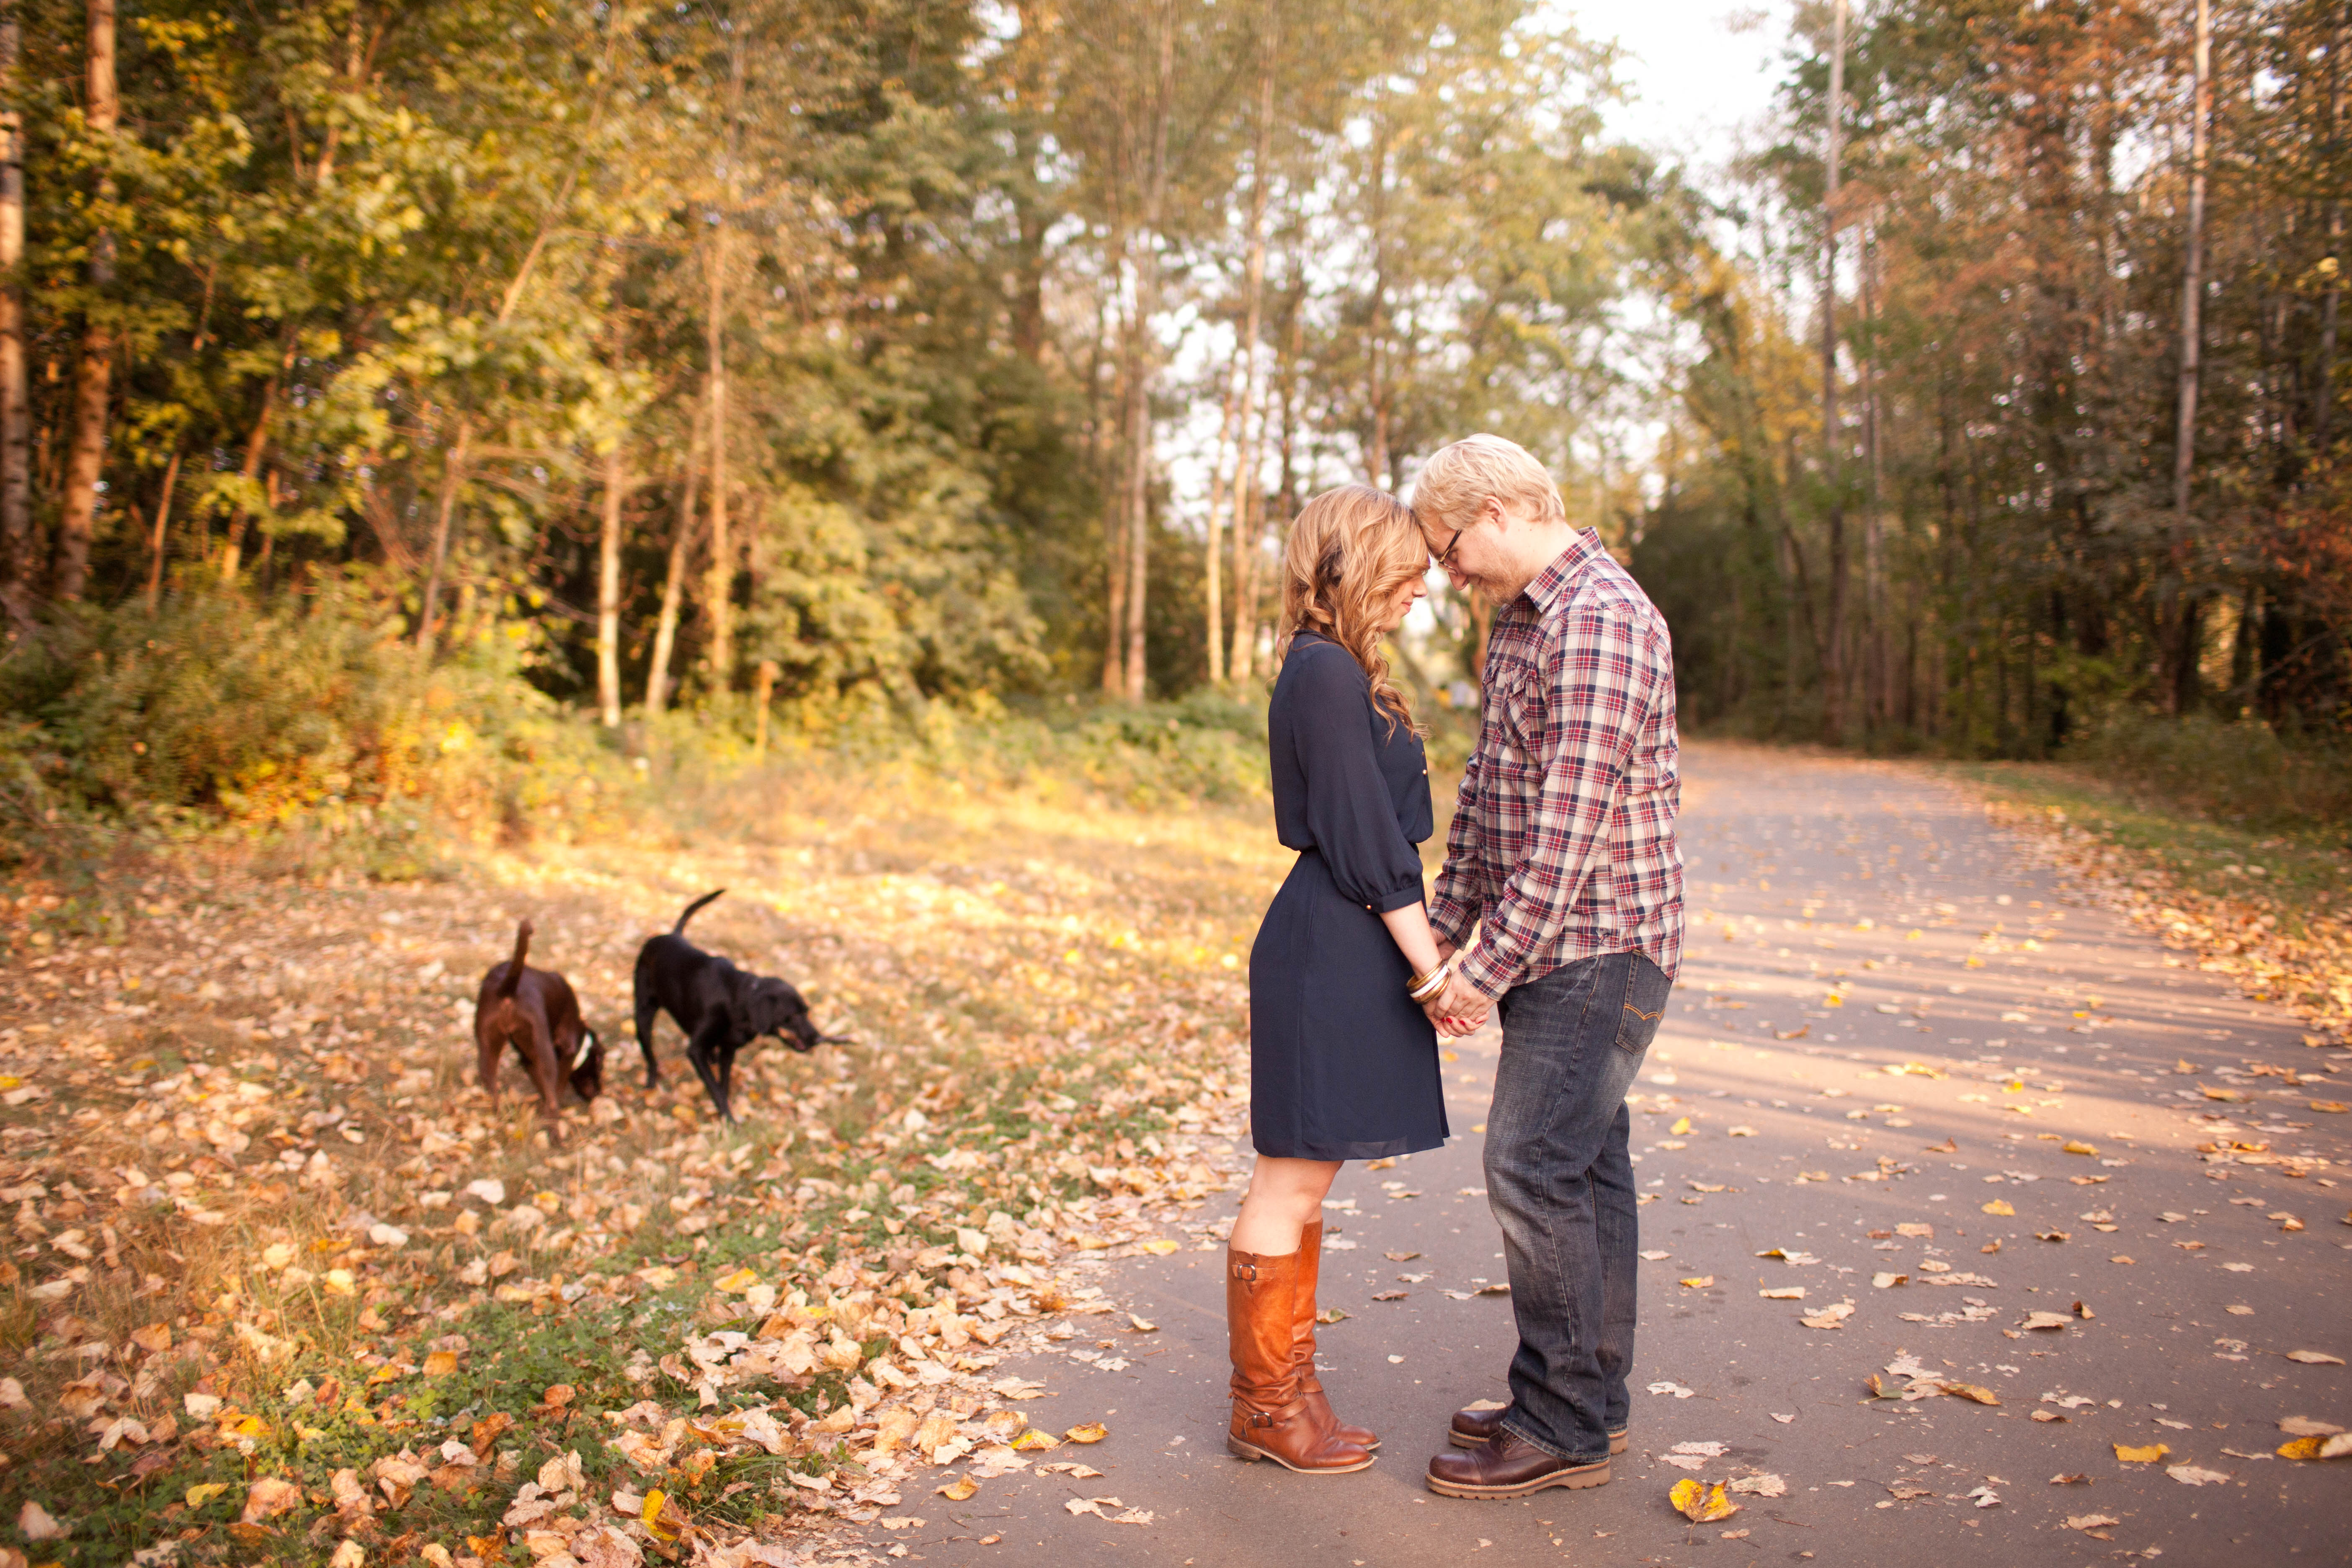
[1425,1460,1611,1498]
[1452,1430,1627,1456]
[1227,1435,1376,1473]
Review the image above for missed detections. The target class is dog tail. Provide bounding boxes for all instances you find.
[673,888,727,935]
[497,921,534,998]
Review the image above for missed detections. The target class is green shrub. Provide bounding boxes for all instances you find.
[2057,707,2352,835]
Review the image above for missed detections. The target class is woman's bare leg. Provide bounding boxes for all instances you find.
[1232,1155,1342,1255]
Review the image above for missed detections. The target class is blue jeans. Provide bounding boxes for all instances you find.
[1484,952,1671,1462]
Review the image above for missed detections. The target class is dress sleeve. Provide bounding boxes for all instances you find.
[1287,645,1427,914]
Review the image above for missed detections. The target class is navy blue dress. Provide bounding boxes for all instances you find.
[1247,633,1450,1160]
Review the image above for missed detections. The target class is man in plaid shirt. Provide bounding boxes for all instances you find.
[1410,434,1684,1500]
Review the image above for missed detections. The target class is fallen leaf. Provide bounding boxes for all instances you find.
[1799,1302,1854,1330]
[2032,1410,2068,1423]
[2310,1101,2348,1114]
[935,1477,979,1501]
[1671,1117,1692,1135]
[2281,1417,2346,1436]
[423,1351,459,1377]
[1759,1287,1805,1300]
[2063,1141,2098,1156]
[1871,1272,1907,1289]
[17,1502,66,1542]
[1385,1251,1422,1262]
[2167,1465,2231,1485]
[1727,1473,1786,1497]
[1981,1199,2015,1216]
[1127,1314,1157,1333]
[1669,1478,1741,1523]
[2277,1433,2352,1460]
[1679,1276,1715,1289]
[1945,1383,2001,1406]
[2022,1312,2072,1331]
[2113,1443,2169,1463]
[1011,1429,1060,1451]
[1065,1423,1109,1444]
[186,1483,229,1508]
[1140,1238,1180,1256]
[2064,1514,2120,1531]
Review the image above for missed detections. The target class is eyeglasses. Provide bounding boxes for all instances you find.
[1433,526,1464,571]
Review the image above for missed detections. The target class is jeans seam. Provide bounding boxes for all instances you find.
[1496,1414,1603,1466]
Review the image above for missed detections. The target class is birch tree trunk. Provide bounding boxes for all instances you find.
[1122,0,1176,704]
[598,438,626,727]
[1818,0,1847,741]
[1226,0,1277,683]
[645,422,704,715]
[704,229,732,690]
[2316,8,2338,446]
[54,0,117,603]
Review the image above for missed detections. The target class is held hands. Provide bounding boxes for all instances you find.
[1423,968,1491,1038]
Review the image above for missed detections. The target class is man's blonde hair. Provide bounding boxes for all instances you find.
[1411,433,1565,533]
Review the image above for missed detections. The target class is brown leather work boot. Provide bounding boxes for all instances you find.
[1425,1429,1611,1498]
[1227,1246,1374,1474]
[1451,1401,1626,1455]
[1295,1222,1379,1450]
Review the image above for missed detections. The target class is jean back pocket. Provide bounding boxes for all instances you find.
[1612,954,1673,1054]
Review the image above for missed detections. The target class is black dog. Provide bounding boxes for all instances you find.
[632,889,838,1121]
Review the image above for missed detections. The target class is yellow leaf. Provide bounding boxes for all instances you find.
[1140,1238,1179,1256]
[642,1487,687,1542]
[1669,1478,1741,1523]
[1011,1429,1060,1451]
[2277,1434,2352,1460]
[1678,1276,1715,1289]
[1982,1199,2015,1216]
[2311,1101,2349,1114]
[1670,1117,1692,1135]
[1065,1423,1109,1444]
[713,1267,761,1294]
[1945,1383,2001,1406]
[423,1351,459,1377]
[185,1483,228,1508]
[936,1477,980,1501]
[1824,993,1844,1007]
[367,1362,405,1385]
[2062,1141,2098,1156]
[1759,1287,1805,1300]
[2113,1443,2169,1463]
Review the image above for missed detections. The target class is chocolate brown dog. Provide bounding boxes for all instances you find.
[472,920,603,1140]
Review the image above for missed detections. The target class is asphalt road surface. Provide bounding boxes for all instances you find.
[854,744,2352,1566]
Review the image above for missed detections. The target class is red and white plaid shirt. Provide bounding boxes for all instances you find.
[1430,529,1685,996]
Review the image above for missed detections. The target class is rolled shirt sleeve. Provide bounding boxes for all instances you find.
[1453,605,1664,999]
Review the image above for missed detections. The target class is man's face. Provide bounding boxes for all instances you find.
[1423,499,1518,597]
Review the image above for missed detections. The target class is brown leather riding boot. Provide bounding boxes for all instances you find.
[1295,1222,1379,1450]
[1228,1246,1374,1474]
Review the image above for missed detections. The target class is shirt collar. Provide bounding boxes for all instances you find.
[1514,528,1607,615]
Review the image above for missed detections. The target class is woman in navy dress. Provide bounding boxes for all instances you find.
[1224,484,1465,1475]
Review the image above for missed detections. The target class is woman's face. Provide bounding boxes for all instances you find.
[1379,563,1429,635]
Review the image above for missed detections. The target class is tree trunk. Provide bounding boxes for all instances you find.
[1227,0,1278,683]
[1202,348,1236,686]
[144,448,180,609]
[2169,0,2211,714]
[1122,0,1176,704]
[0,8,27,603]
[1365,124,1391,486]
[2320,8,2342,447]
[704,230,732,690]
[414,417,469,650]
[54,0,117,603]
[598,438,626,727]
[219,380,276,582]
[645,423,704,716]
[1818,0,1847,741]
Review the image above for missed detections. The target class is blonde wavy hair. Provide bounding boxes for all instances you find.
[1276,484,1426,734]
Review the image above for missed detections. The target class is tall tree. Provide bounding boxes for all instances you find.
[52,0,116,602]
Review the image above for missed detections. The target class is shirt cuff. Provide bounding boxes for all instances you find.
[1428,895,1472,946]
[1455,940,1514,1000]
[1367,884,1425,916]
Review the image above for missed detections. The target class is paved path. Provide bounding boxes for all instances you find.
[854,744,2352,1566]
